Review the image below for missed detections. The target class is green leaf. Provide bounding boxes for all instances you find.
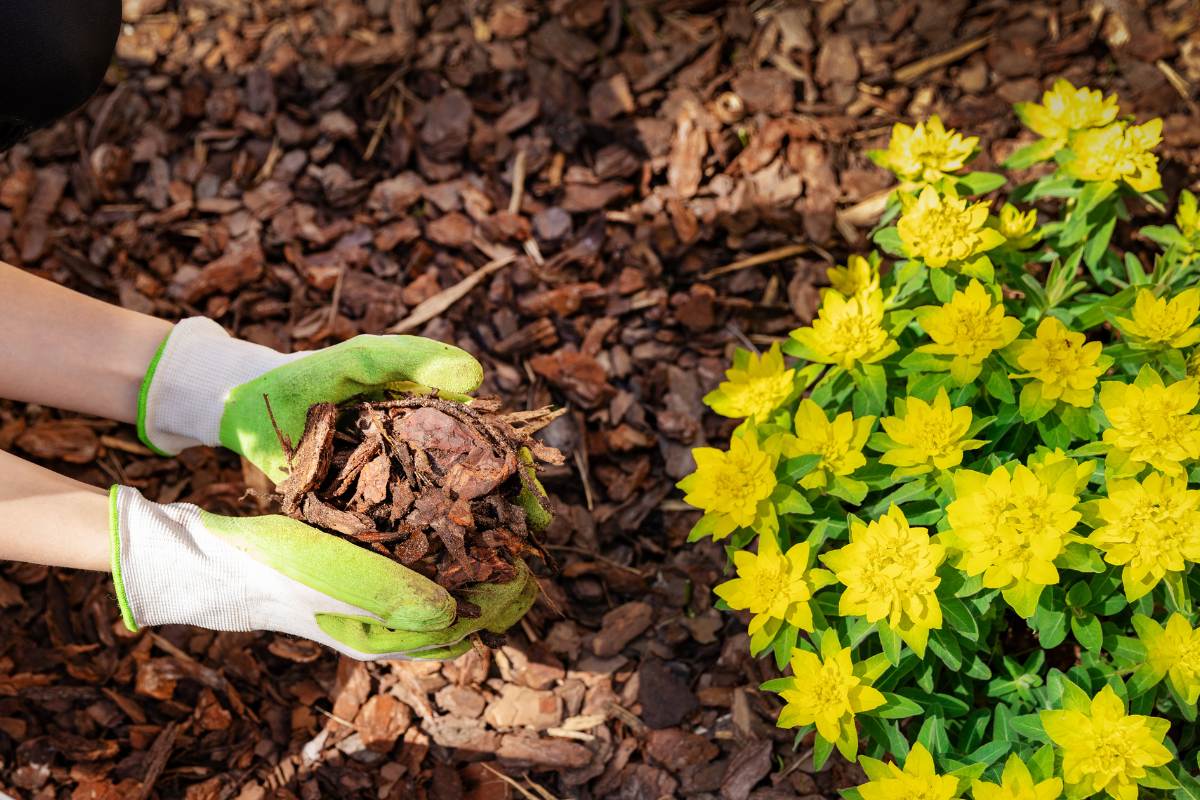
[1056,542,1105,573]
[1018,382,1055,422]
[772,622,799,671]
[828,475,869,505]
[782,455,823,483]
[965,740,1010,769]
[1143,766,1183,790]
[909,691,970,718]
[1029,744,1056,782]
[983,362,1015,403]
[875,692,923,719]
[1071,612,1103,653]
[1141,224,1187,250]
[1084,214,1117,270]
[687,513,720,542]
[939,598,979,642]
[853,364,888,417]
[955,171,1007,196]
[1008,713,1050,744]
[1003,138,1059,170]
[771,484,813,516]
[878,624,901,666]
[916,715,949,754]
[873,226,905,257]
[813,733,834,771]
[930,267,957,303]
[928,630,962,671]
[1031,589,1068,649]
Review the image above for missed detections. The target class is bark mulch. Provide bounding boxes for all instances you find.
[1,1,1198,798]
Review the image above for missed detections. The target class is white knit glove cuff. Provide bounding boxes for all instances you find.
[139,317,300,455]
[110,485,396,659]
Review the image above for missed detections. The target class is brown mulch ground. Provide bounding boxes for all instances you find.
[1,1,1198,798]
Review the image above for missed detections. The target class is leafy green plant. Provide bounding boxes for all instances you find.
[680,79,1200,799]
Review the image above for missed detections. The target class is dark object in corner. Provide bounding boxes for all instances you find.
[0,0,122,149]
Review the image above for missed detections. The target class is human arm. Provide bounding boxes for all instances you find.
[0,265,537,658]
[0,262,171,425]
[0,447,535,658]
[0,448,109,571]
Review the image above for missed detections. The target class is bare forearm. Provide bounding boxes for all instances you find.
[0,263,172,424]
[0,449,109,571]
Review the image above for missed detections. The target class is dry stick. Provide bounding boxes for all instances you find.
[893,33,992,84]
[133,721,179,800]
[262,394,294,462]
[508,146,527,214]
[698,243,809,280]
[326,264,346,330]
[1156,59,1199,115]
[386,254,515,334]
[478,763,552,800]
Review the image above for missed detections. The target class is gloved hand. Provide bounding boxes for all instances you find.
[137,317,483,482]
[109,485,538,659]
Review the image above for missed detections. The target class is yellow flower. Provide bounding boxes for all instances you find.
[877,389,985,475]
[1009,317,1105,407]
[996,203,1042,249]
[1133,613,1200,706]
[868,115,978,186]
[944,458,1083,617]
[785,400,873,489]
[714,533,832,640]
[857,743,962,800]
[972,754,1064,800]
[704,343,796,422]
[773,636,885,758]
[1178,190,1200,249]
[789,289,898,370]
[1100,372,1200,475]
[821,505,944,656]
[1014,79,1119,148]
[1063,119,1163,193]
[826,254,881,298]
[897,186,1006,269]
[1114,288,1200,349]
[1089,472,1200,601]
[678,430,778,540]
[917,279,1024,383]
[1040,685,1173,800]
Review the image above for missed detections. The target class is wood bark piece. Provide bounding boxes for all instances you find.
[271,393,562,624]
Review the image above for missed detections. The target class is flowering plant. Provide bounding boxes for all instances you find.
[681,79,1200,798]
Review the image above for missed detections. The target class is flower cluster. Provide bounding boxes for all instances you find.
[679,81,1200,797]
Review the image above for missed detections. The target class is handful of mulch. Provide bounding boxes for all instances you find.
[267,392,564,615]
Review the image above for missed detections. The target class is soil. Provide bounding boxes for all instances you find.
[0,1,1198,798]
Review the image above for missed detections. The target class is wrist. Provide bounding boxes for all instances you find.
[138,317,298,455]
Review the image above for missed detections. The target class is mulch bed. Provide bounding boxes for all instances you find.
[1,1,1198,798]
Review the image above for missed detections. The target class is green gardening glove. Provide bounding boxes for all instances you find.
[110,485,538,660]
[137,317,483,481]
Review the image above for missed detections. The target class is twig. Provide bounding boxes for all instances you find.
[326,264,346,330]
[508,147,527,214]
[893,34,992,84]
[632,31,717,92]
[263,394,294,462]
[313,706,358,731]
[363,91,397,161]
[133,722,179,800]
[479,764,548,800]
[699,244,809,280]
[1156,60,1199,115]
[387,254,515,334]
